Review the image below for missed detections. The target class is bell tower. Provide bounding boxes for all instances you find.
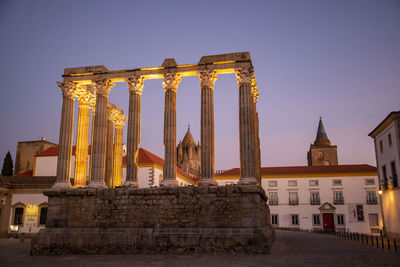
[307,118,338,166]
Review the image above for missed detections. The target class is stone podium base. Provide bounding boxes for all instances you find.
[31,185,274,254]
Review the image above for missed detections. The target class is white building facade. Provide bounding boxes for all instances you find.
[216,165,381,234]
[369,111,400,238]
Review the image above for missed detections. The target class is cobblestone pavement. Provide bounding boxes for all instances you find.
[0,230,399,267]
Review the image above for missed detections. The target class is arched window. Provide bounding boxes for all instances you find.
[12,202,26,226]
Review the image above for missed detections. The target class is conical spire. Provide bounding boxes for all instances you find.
[182,125,196,146]
[314,117,331,146]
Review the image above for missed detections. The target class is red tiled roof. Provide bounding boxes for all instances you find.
[215,164,377,176]
[123,148,197,181]
[0,175,56,187]
[36,146,195,182]
[36,145,92,157]
[13,170,33,176]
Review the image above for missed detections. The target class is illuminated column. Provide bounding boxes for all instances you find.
[112,113,127,188]
[88,79,114,188]
[74,89,92,187]
[105,106,116,188]
[161,73,181,186]
[235,67,257,184]
[88,104,95,182]
[251,79,261,185]
[198,70,218,186]
[124,75,144,187]
[52,82,76,190]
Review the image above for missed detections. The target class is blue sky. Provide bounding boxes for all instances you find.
[0,0,399,172]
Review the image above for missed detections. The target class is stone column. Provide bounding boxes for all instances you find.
[112,113,127,188]
[235,67,257,184]
[88,86,96,183]
[198,70,218,186]
[161,73,181,187]
[105,106,116,188]
[52,82,76,190]
[88,79,114,188]
[251,80,262,185]
[124,75,145,187]
[74,89,92,187]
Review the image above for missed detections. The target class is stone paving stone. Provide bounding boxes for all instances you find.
[1,230,399,267]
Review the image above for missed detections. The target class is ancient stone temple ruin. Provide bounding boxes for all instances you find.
[31,52,274,254]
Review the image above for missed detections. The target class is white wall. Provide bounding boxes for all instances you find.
[10,193,48,234]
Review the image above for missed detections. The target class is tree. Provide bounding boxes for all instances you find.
[2,151,13,176]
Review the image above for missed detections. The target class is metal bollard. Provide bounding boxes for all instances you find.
[387,238,391,250]
[394,239,397,252]
[381,237,384,248]
[376,237,379,248]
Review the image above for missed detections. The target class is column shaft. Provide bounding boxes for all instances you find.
[161,73,181,186]
[89,79,114,188]
[88,109,95,182]
[125,75,144,187]
[105,113,114,187]
[53,82,75,189]
[198,70,218,185]
[163,90,177,183]
[74,103,90,187]
[112,125,124,187]
[126,92,141,186]
[236,68,257,184]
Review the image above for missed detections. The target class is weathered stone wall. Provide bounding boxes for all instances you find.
[32,185,274,254]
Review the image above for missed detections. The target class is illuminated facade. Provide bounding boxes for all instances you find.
[369,111,400,238]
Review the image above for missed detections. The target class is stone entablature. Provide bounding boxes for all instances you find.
[32,185,274,254]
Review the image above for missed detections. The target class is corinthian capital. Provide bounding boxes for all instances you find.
[162,73,181,93]
[126,75,145,95]
[93,79,115,97]
[198,70,218,89]
[114,113,128,127]
[235,67,254,85]
[57,81,77,99]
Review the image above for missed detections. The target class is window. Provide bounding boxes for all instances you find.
[356,205,364,221]
[269,192,278,205]
[268,180,277,187]
[334,191,344,204]
[366,191,377,204]
[337,214,345,226]
[318,151,324,158]
[391,161,398,188]
[291,214,299,226]
[271,214,278,226]
[14,207,24,225]
[365,179,375,185]
[289,192,298,205]
[369,214,379,227]
[312,214,321,225]
[288,180,297,187]
[310,192,320,205]
[388,134,392,147]
[309,180,319,186]
[332,179,342,186]
[382,165,388,190]
[379,140,383,153]
[39,207,48,225]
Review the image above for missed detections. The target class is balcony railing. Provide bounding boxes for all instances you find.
[289,198,299,205]
[334,197,344,205]
[366,198,378,204]
[269,198,279,205]
[310,197,320,205]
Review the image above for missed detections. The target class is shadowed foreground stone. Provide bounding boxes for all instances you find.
[31,185,274,254]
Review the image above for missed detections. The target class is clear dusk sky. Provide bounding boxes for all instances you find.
[0,0,399,172]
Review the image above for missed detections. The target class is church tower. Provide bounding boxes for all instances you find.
[307,118,338,166]
[177,127,201,177]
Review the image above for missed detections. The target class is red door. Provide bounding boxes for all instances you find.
[323,213,334,231]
